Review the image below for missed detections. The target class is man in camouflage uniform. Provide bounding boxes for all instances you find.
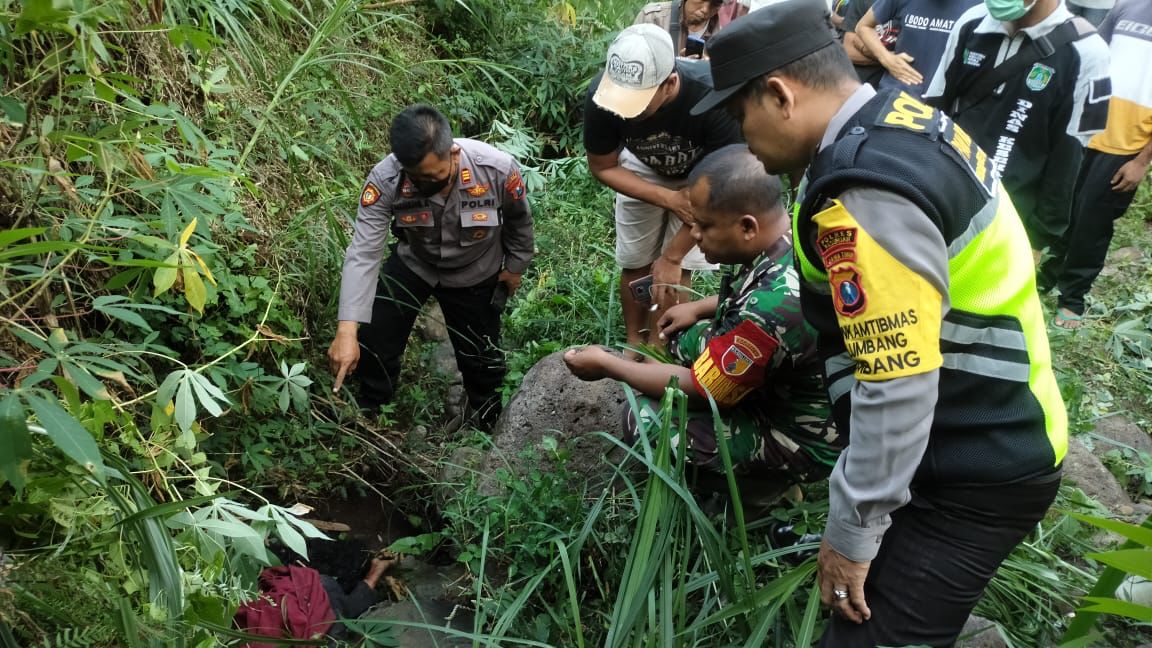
[328,104,534,429]
[564,145,838,482]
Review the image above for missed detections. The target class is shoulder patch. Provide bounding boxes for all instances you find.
[505,171,526,200]
[816,227,857,266]
[830,265,867,318]
[690,319,779,407]
[360,182,381,207]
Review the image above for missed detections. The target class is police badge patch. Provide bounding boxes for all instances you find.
[1026,63,1054,92]
[831,265,866,317]
[360,183,381,207]
[467,184,489,197]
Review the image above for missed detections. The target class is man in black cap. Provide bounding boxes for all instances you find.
[693,0,1067,645]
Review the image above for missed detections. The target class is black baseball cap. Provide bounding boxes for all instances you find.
[691,0,838,115]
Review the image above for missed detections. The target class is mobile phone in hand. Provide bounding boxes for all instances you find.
[684,34,706,58]
[629,274,654,305]
[491,281,510,312]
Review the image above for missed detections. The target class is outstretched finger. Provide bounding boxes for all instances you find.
[333,363,349,393]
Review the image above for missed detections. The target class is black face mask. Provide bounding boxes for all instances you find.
[413,175,450,197]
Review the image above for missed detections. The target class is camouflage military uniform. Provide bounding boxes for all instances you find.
[630,235,840,480]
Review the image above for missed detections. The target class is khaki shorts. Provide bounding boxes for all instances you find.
[614,150,716,271]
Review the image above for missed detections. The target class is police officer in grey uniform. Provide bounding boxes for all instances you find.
[328,104,534,428]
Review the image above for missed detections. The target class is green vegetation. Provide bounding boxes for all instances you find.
[2,0,1151,645]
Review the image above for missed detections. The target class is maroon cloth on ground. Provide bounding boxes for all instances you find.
[234,565,335,646]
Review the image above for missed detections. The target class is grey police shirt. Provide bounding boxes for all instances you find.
[338,138,535,323]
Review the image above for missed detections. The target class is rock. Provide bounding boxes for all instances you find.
[1109,246,1145,264]
[359,599,472,648]
[1090,415,1152,457]
[415,303,449,343]
[439,446,484,490]
[485,350,629,493]
[432,340,463,385]
[1063,436,1134,512]
[955,615,1007,648]
[394,555,468,601]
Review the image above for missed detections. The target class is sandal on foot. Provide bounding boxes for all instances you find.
[1052,309,1083,330]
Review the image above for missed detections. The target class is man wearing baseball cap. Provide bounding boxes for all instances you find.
[584,23,742,359]
[695,0,1066,645]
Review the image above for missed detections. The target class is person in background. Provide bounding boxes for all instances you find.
[327,104,534,430]
[695,1,1067,644]
[840,0,902,86]
[1043,0,1152,328]
[1068,0,1115,27]
[583,24,742,358]
[854,0,981,93]
[564,144,838,496]
[635,0,732,56]
[923,0,1111,261]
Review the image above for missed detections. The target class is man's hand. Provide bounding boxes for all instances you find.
[563,346,611,381]
[498,269,523,296]
[1112,158,1150,193]
[818,539,872,624]
[650,255,683,306]
[882,52,922,87]
[658,302,702,340]
[328,323,361,393]
[664,187,695,225]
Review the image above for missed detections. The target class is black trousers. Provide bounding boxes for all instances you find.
[818,472,1060,648]
[1038,149,1139,314]
[356,254,505,423]
[321,575,378,640]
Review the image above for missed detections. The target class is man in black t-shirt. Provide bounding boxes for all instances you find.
[584,24,742,357]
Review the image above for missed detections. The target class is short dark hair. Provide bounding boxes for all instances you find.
[725,41,856,117]
[389,104,454,168]
[688,143,783,217]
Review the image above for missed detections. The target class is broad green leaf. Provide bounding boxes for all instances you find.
[156,369,184,406]
[61,360,111,400]
[0,227,45,247]
[24,393,106,482]
[175,378,196,433]
[1069,512,1152,548]
[0,392,33,490]
[184,266,207,313]
[153,251,179,296]
[278,384,290,413]
[0,96,26,125]
[1079,596,1152,622]
[1086,549,1152,580]
[275,519,309,559]
[95,305,151,330]
[188,374,224,417]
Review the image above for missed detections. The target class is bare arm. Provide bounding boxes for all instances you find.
[564,346,704,404]
[588,150,693,223]
[843,31,878,66]
[856,9,922,87]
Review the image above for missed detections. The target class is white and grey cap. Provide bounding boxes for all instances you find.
[593,24,676,119]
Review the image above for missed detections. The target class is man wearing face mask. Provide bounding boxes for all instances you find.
[584,24,742,359]
[924,0,1110,262]
[328,104,534,429]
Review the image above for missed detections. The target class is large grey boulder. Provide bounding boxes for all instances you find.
[955,615,1007,648]
[485,350,629,491]
[1063,436,1134,512]
[1089,414,1152,458]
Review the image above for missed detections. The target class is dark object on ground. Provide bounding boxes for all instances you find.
[767,523,822,565]
[269,536,376,594]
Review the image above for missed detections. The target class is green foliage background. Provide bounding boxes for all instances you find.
[2,0,1151,645]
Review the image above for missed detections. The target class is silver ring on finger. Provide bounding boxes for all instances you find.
[833,589,849,601]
